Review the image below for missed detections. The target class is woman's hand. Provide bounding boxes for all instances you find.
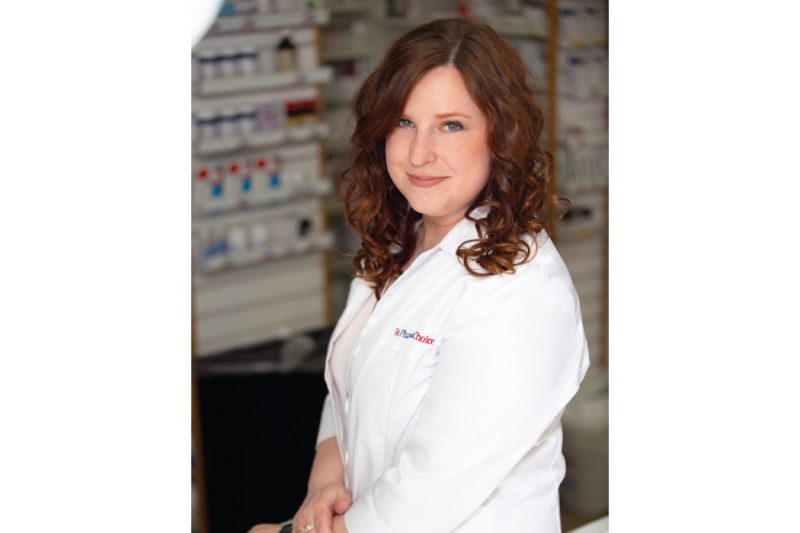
[291,479,352,533]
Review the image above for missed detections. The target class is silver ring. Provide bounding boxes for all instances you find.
[297,525,315,533]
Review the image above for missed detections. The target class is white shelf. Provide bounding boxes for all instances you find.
[194,66,334,96]
[197,231,335,278]
[192,85,318,113]
[210,9,330,34]
[195,27,317,50]
[195,122,331,156]
[193,179,333,222]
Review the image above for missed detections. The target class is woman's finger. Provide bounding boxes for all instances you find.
[312,506,334,533]
[332,486,352,514]
[294,511,315,529]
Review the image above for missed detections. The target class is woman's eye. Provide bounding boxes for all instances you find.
[442,121,464,132]
[398,118,413,128]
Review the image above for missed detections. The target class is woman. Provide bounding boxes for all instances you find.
[252,17,590,533]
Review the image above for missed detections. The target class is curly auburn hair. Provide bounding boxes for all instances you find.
[337,18,568,298]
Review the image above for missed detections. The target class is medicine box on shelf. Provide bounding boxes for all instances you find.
[194,67,333,96]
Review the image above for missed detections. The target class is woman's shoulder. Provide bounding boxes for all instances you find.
[455,231,580,312]
[519,231,577,290]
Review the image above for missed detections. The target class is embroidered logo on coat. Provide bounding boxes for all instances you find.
[393,328,435,345]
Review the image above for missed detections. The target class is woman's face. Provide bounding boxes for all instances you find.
[385,66,492,228]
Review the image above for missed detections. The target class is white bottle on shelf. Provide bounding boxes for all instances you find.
[227,225,249,266]
[223,160,242,210]
[266,156,288,202]
[194,166,213,215]
[239,45,258,76]
[276,32,297,72]
[220,47,239,78]
[219,108,238,138]
[240,170,255,207]
[203,224,229,273]
[206,164,228,213]
[196,111,219,141]
[283,167,304,196]
[248,156,270,205]
[237,105,258,135]
[198,50,219,80]
[250,222,270,258]
[560,7,578,47]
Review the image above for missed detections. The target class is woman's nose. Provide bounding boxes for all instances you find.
[409,131,435,166]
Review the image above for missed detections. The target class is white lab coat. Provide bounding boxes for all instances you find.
[316,209,591,533]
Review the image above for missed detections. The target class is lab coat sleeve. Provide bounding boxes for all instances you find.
[344,267,590,533]
[315,393,336,449]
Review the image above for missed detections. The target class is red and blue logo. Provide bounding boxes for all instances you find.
[393,328,435,345]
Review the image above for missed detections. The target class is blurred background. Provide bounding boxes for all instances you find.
[190,0,607,531]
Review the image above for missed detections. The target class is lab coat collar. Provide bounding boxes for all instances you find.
[434,205,549,265]
[435,205,490,259]
[354,205,490,293]
[330,207,490,359]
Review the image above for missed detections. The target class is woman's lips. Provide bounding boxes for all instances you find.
[408,174,448,188]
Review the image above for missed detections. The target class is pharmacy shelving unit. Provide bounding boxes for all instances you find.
[549,0,609,369]
[191,6,335,358]
[548,0,609,522]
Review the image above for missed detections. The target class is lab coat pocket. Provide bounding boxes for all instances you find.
[390,339,439,403]
[347,334,438,413]
[346,335,402,402]
[381,338,440,458]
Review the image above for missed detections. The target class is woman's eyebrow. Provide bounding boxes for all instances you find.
[434,112,471,119]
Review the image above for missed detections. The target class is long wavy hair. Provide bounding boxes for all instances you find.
[338,18,568,298]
